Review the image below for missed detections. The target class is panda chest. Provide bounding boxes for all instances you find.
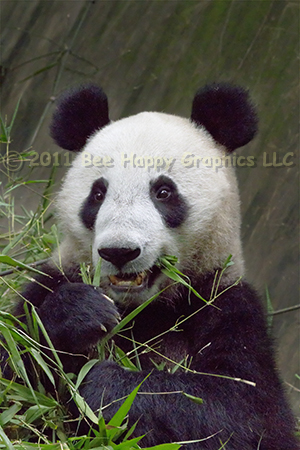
[115,326,190,372]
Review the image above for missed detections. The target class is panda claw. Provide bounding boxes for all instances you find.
[100,323,107,333]
[101,293,115,304]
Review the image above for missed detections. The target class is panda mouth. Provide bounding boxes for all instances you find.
[109,271,146,289]
[108,266,161,291]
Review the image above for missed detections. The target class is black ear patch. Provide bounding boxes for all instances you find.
[191,83,258,152]
[50,85,110,151]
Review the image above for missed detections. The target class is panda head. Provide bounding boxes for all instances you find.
[50,83,258,306]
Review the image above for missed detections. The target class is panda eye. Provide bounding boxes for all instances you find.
[156,186,172,201]
[94,191,105,202]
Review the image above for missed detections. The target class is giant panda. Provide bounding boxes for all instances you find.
[8,83,298,449]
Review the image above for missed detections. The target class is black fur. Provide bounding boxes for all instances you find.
[50,85,110,151]
[13,265,119,354]
[191,83,258,151]
[3,265,119,378]
[6,266,299,449]
[80,177,108,230]
[150,175,189,228]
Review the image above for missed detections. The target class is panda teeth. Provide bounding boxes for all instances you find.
[109,271,147,287]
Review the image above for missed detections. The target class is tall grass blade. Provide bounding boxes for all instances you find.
[0,425,15,450]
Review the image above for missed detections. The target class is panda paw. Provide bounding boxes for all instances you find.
[37,283,121,353]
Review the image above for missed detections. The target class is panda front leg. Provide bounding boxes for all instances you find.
[80,360,298,450]
[80,361,203,447]
[80,361,255,450]
[36,283,120,355]
[78,303,298,450]
[8,270,120,378]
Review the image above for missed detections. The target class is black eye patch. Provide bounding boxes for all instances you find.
[80,177,108,230]
[150,175,189,228]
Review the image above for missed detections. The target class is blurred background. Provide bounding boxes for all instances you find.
[0,1,299,416]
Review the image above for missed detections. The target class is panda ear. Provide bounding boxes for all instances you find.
[191,83,258,152]
[50,84,110,151]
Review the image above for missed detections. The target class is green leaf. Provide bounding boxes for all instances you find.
[24,404,53,424]
[0,97,21,143]
[157,256,208,304]
[143,444,181,450]
[0,379,58,407]
[150,359,166,371]
[93,258,102,286]
[18,62,57,82]
[75,359,99,390]
[0,325,28,379]
[122,419,140,441]
[72,390,99,425]
[182,392,203,405]
[30,347,56,387]
[7,96,21,137]
[0,402,22,426]
[12,444,63,450]
[105,423,127,444]
[0,127,8,143]
[113,435,144,449]
[222,254,234,269]
[0,255,48,276]
[100,288,163,349]
[265,286,274,329]
[31,306,63,370]
[80,262,92,285]
[107,374,150,431]
[0,425,15,450]
[114,346,139,372]
[97,414,109,445]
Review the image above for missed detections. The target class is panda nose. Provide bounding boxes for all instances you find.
[98,247,141,269]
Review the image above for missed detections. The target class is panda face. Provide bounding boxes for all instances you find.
[85,171,188,305]
[57,111,244,306]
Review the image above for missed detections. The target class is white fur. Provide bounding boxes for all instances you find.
[56,112,244,304]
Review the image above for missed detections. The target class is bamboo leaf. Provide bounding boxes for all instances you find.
[7,96,21,136]
[0,425,15,450]
[108,373,150,431]
[75,359,99,390]
[100,289,163,349]
[24,404,53,424]
[31,306,63,370]
[30,347,56,387]
[0,255,49,276]
[182,392,203,405]
[143,444,181,450]
[71,390,98,425]
[93,258,102,286]
[0,379,58,407]
[0,402,22,426]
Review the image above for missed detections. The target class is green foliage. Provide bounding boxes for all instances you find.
[0,255,49,277]
[265,286,274,330]
[157,254,240,306]
[0,98,20,145]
